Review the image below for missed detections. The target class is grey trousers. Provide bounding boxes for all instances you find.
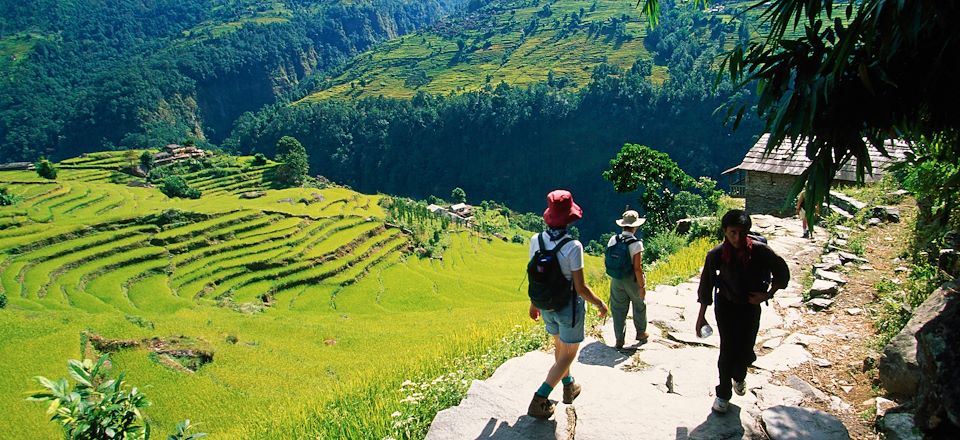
[609,276,647,344]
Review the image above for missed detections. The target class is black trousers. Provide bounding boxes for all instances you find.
[714,295,761,400]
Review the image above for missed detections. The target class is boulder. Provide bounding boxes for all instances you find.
[838,251,867,264]
[880,413,922,440]
[914,284,960,435]
[814,269,847,285]
[754,344,811,372]
[761,405,849,440]
[808,280,840,298]
[879,287,951,397]
[753,384,804,410]
[785,375,828,402]
[830,191,867,214]
[938,249,959,277]
[806,298,834,310]
[869,217,883,226]
[873,206,901,223]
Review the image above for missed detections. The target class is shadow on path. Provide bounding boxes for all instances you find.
[474,416,559,440]
[577,340,630,367]
[677,405,750,440]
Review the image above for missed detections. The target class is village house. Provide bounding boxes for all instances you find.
[152,144,209,166]
[723,133,910,215]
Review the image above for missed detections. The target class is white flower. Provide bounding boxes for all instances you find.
[391,411,401,418]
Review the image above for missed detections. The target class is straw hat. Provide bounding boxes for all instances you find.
[616,210,646,228]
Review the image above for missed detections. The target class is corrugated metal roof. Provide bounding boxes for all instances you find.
[724,134,911,182]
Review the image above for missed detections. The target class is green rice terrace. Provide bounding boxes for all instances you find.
[0,151,558,438]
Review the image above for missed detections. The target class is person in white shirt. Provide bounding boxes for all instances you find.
[605,210,648,349]
[527,189,608,420]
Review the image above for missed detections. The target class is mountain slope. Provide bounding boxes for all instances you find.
[0,0,469,161]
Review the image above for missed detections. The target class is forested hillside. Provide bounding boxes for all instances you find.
[0,0,468,161]
[228,0,763,238]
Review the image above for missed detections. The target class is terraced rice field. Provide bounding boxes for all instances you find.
[0,152,544,438]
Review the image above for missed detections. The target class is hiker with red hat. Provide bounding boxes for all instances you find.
[525,189,608,419]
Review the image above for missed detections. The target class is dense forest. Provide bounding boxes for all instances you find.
[227,2,763,238]
[0,0,469,161]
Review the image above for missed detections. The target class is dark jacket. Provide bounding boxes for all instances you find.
[697,241,790,305]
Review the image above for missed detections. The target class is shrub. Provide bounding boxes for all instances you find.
[28,355,205,440]
[139,151,154,171]
[251,153,267,166]
[0,291,6,309]
[35,158,57,179]
[644,231,688,264]
[0,187,18,206]
[511,234,525,244]
[160,176,200,199]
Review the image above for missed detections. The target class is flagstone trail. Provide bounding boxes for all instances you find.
[427,215,852,439]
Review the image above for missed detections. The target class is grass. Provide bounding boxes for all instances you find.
[0,150,718,438]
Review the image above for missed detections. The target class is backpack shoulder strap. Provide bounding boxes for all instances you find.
[622,235,638,245]
[537,232,547,254]
[551,237,574,254]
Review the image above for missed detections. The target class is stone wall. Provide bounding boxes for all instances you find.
[745,171,798,216]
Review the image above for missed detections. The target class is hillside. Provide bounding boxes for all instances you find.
[0,0,468,161]
[0,151,545,437]
[298,0,762,101]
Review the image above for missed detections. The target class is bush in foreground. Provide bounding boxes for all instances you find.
[28,355,204,439]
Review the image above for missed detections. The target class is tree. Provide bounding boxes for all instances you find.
[139,151,154,171]
[450,187,467,204]
[0,187,17,206]
[274,136,309,187]
[35,158,57,180]
[602,143,693,233]
[160,176,201,199]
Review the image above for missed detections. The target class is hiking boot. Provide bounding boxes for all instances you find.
[712,397,730,414]
[527,394,555,419]
[615,340,624,350]
[801,230,810,239]
[734,379,746,396]
[563,382,582,404]
[636,332,649,343]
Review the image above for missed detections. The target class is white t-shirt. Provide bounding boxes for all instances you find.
[529,232,584,281]
[606,231,644,259]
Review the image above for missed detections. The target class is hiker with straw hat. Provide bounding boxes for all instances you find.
[526,189,608,420]
[604,209,649,349]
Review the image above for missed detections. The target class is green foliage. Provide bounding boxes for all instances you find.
[643,231,688,264]
[872,261,942,348]
[603,144,721,235]
[27,355,204,440]
[251,153,267,166]
[139,151,154,171]
[0,187,18,206]
[159,176,201,199]
[585,232,615,257]
[35,158,58,180]
[274,136,309,188]
[450,187,467,204]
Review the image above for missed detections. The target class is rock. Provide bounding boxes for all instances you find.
[814,269,847,284]
[876,397,898,417]
[838,251,868,263]
[845,308,863,315]
[873,206,902,223]
[869,217,883,226]
[880,413,923,440]
[879,287,951,398]
[763,337,783,349]
[829,395,852,412]
[239,191,266,199]
[786,375,829,402]
[863,355,878,372]
[894,266,910,273]
[834,238,848,247]
[814,358,833,367]
[830,191,867,214]
[754,384,805,410]
[808,280,840,298]
[914,285,960,434]
[859,264,874,270]
[674,217,713,235]
[761,405,849,440]
[840,386,853,393]
[835,225,852,232]
[754,344,811,372]
[806,298,835,310]
[783,333,823,347]
[938,249,959,276]
[828,204,854,220]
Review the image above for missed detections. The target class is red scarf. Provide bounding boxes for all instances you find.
[721,235,753,266]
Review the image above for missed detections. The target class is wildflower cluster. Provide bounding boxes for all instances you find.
[385,325,546,440]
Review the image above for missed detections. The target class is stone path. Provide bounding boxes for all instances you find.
[427,215,853,440]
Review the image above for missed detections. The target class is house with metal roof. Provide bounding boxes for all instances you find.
[723,134,911,215]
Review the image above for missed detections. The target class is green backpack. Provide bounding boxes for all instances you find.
[604,234,638,279]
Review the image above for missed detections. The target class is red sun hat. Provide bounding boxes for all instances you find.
[543,189,583,228]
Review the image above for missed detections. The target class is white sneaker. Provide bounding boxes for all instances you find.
[734,379,746,396]
[712,397,730,413]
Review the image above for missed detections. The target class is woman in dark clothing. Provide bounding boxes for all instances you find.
[694,210,790,413]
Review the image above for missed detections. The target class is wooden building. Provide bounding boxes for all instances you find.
[723,134,910,215]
